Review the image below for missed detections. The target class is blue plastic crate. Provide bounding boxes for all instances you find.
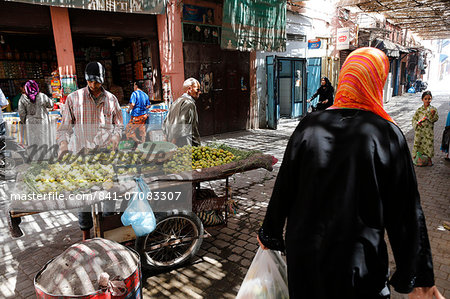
[147,109,168,131]
[121,107,131,126]
[3,112,19,118]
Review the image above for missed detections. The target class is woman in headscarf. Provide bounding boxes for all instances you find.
[308,76,334,110]
[440,105,450,161]
[18,80,54,159]
[257,48,443,299]
[412,91,439,166]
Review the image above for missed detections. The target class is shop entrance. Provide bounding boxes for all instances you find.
[0,33,57,110]
[71,36,161,106]
[68,8,162,106]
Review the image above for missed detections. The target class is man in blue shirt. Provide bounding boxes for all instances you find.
[126,81,151,144]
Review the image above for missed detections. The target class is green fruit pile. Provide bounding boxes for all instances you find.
[31,151,157,193]
[33,160,115,193]
[163,145,236,173]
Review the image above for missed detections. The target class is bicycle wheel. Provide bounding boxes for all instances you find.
[136,210,203,269]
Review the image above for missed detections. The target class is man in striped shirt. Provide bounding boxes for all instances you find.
[56,62,123,240]
[57,62,123,155]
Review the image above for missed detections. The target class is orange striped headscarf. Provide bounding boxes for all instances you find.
[330,47,394,123]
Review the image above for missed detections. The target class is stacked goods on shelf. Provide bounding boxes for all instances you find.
[116,51,125,65]
[142,58,152,80]
[0,63,6,78]
[0,45,57,99]
[131,40,143,61]
[0,81,15,98]
[0,61,41,79]
[75,62,86,84]
[102,60,113,77]
[142,40,152,59]
[41,61,58,77]
[125,63,134,82]
[3,45,13,60]
[124,46,132,64]
[134,61,144,80]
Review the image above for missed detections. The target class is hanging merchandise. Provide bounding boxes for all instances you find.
[144,79,154,100]
[50,71,62,100]
[240,76,247,91]
[162,75,173,106]
[59,66,78,104]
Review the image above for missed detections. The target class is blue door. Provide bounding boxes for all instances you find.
[276,58,307,119]
[292,60,307,117]
[307,58,322,109]
[266,56,277,129]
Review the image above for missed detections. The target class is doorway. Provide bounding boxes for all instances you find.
[266,56,307,129]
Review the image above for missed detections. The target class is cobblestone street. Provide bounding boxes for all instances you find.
[0,86,449,298]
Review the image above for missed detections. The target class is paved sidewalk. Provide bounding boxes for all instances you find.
[0,88,449,298]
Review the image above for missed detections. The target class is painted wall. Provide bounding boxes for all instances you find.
[157,1,185,100]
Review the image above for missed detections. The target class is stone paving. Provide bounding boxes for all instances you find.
[0,84,449,298]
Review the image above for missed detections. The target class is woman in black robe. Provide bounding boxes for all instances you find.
[257,47,443,299]
[308,76,334,111]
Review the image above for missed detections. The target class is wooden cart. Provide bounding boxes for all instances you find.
[7,153,275,270]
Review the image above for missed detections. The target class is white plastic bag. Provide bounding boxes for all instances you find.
[121,177,156,237]
[236,248,289,299]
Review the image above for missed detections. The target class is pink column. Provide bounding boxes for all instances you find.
[157,1,185,100]
[249,50,257,129]
[50,7,75,75]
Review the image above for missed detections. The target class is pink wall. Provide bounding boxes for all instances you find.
[157,0,223,99]
[157,1,185,100]
[50,7,76,76]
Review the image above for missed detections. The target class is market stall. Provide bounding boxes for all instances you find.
[5,143,276,269]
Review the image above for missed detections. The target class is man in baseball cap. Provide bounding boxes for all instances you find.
[85,61,105,84]
[57,61,123,240]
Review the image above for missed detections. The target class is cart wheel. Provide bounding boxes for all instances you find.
[136,211,203,269]
[2,157,15,170]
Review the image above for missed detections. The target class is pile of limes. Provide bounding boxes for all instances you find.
[31,151,158,193]
[163,145,236,173]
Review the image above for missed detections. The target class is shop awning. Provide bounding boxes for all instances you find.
[6,0,166,14]
[371,38,409,58]
[221,0,286,52]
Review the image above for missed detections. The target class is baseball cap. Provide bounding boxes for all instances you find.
[85,62,105,84]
